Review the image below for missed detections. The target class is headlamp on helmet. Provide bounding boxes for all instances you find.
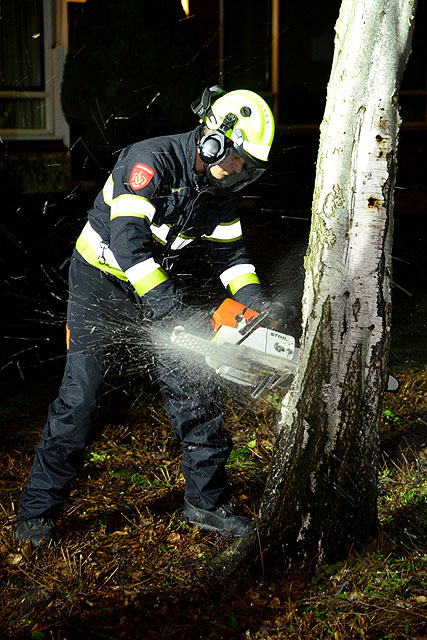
[191,87,275,191]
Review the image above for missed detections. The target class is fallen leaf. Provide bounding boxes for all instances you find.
[167,533,181,543]
[7,552,23,565]
[413,595,427,603]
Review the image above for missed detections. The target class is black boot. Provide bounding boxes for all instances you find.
[183,499,251,537]
[16,516,56,547]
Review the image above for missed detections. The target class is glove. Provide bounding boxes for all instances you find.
[139,279,183,323]
[267,301,287,326]
[233,282,265,309]
[267,299,298,332]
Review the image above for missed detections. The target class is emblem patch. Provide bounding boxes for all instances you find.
[129,163,155,190]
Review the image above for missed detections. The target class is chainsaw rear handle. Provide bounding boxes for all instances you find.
[210,298,279,334]
[210,298,259,333]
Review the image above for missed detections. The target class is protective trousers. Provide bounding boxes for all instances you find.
[18,257,232,522]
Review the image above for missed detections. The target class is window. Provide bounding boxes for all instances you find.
[0,0,69,142]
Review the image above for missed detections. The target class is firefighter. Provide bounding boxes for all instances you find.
[16,87,275,546]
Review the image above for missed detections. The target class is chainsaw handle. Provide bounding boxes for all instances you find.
[210,298,259,333]
[237,307,270,337]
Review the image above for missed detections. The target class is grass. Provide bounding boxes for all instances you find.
[0,370,426,639]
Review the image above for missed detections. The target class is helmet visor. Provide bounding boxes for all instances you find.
[232,138,268,168]
[207,141,269,192]
[207,162,266,193]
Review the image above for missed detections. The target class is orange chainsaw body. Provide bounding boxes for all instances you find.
[210,298,259,333]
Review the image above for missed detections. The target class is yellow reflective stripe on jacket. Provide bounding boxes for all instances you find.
[151,223,195,250]
[171,235,194,250]
[219,263,256,288]
[126,260,169,296]
[110,193,156,222]
[103,174,114,206]
[75,233,128,281]
[75,223,169,296]
[219,263,260,294]
[203,218,242,243]
[228,272,261,295]
[151,223,171,245]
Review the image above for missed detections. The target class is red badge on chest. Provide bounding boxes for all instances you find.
[129,163,155,190]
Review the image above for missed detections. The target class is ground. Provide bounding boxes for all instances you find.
[0,366,426,639]
[0,132,426,639]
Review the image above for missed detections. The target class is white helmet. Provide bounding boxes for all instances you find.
[192,86,275,191]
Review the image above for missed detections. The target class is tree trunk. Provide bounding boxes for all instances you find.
[213,0,418,577]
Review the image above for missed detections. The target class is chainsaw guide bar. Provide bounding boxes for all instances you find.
[170,295,399,399]
[170,325,299,398]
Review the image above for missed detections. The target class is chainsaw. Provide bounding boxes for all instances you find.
[171,298,300,399]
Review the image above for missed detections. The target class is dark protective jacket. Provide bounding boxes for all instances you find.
[74,127,262,309]
[17,128,263,522]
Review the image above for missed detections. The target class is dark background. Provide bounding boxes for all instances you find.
[1,0,426,399]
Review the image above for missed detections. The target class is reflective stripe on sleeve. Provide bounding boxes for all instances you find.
[227,272,260,294]
[151,223,195,250]
[219,263,260,294]
[171,236,194,250]
[151,223,170,245]
[125,259,169,296]
[75,221,168,295]
[110,193,156,222]
[203,219,242,243]
[75,222,128,281]
[103,174,114,206]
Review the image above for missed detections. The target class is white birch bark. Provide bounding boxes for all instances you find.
[298,0,417,430]
[212,0,418,576]
[262,0,418,562]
